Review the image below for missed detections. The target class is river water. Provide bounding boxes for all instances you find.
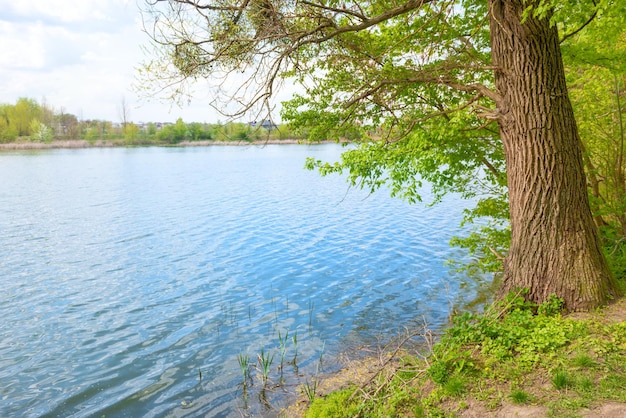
[0,144,475,417]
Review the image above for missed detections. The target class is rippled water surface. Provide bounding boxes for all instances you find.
[0,144,475,417]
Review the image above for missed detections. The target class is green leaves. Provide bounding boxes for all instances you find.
[440,293,580,371]
[560,0,626,72]
[562,1,626,276]
[29,120,53,143]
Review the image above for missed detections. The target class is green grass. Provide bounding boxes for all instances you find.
[510,389,530,404]
[572,353,595,368]
[575,375,594,392]
[552,370,573,390]
[295,292,626,418]
[444,376,466,397]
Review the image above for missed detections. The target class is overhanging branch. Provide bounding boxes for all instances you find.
[560,10,597,43]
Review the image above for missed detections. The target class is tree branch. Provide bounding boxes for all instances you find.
[142,0,499,120]
[560,10,597,43]
[301,0,367,20]
[289,0,434,49]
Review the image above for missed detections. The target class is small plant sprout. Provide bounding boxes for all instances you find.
[237,353,251,386]
[317,340,325,374]
[308,299,314,328]
[277,329,289,375]
[291,331,298,366]
[303,379,318,402]
[272,296,278,324]
[229,301,235,325]
[257,349,274,386]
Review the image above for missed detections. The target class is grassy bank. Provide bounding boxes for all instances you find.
[286,292,626,417]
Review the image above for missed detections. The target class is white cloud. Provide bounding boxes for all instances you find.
[0,0,290,123]
[4,0,134,26]
[0,0,155,121]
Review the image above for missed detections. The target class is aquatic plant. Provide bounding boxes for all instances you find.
[308,299,314,328]
[291,331,298,367]
[317,340,325,374]
[302,379,318,402]
[277,329,289,380]
[237,353,251,386]
[257,349,274,385]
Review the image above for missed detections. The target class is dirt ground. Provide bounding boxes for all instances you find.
[455,400,626,417]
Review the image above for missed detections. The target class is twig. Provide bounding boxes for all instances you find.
[348,325,428,402]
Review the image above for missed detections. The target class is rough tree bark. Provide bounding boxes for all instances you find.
[489,0,621,310]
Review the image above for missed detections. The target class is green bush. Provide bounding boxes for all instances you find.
[434,292,576,373]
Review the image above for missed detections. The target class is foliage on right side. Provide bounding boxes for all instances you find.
[303,292,626,417]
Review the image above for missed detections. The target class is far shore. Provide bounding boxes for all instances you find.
[0,138,345,151]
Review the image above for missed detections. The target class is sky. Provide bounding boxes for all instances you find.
[0,0,282,124]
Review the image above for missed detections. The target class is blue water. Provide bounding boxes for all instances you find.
[0,144,475,417]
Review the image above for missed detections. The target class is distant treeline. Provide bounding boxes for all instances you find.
[0,98,299,144]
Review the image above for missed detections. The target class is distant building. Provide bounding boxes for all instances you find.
[249,120,278,131]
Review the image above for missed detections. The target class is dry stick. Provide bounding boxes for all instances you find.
[348,326,428,402]
[369,365,428,405]
[370,328,433,401]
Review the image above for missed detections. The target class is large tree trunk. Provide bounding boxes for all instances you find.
[488,0,621,311]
